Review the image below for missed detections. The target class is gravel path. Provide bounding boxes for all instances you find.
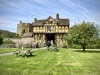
[0,47,46,56]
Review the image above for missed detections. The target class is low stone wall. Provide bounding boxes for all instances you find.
[5,38,63,48]
[0,44,16,48]
[11,38,34,48]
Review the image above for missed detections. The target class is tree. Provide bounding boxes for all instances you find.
[0,29,16,38]
[14,34,20,38]
[67,21,99,51]
[0,36,3,45]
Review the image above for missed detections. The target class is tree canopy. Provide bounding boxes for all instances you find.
[66,21,100,51]
[0,29,16,38]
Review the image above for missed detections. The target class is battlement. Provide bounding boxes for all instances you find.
[18,21,32,27]
[17,21,33,36]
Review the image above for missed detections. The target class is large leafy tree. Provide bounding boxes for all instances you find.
[67,21,99,51]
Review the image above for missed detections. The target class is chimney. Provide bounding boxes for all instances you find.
[20,21,22,23]
[56,14,59,20]
[34,18,37,22]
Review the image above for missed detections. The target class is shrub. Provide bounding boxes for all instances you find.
[72,44,81,49]
[62,43,67,48]
[94,44,100,49]
[43,43,47,47]
[0,44,16,48]
[87,45,95,49]
[14,34,20,38]
[3,38,15,44]
[0,37,3,45]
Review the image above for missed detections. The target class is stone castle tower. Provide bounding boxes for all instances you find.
[17,21,33,36]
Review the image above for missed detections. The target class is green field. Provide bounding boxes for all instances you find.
[0,48,100,75]
[0,48,31,54]
[0,48,19,54]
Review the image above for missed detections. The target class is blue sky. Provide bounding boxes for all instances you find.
[0,0,100,32]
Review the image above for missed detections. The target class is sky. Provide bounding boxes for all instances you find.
[0,0,100,33]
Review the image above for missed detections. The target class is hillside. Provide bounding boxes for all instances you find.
[0,29,16,38]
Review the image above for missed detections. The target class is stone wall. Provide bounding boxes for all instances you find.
[0,44,16,48]
[17,21,33,36]
[11,38,34,48]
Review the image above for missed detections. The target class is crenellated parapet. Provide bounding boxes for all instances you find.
[17,21,33,36]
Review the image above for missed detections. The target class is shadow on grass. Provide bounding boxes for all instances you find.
[73,50,100,53]
[25,55,37,57]
[48,49,59,52]
[17,54,37,58]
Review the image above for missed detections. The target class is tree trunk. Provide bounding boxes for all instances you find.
[81,42,86,52]
[83,47,85,51]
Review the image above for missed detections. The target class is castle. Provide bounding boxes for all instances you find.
[17,14,70,46]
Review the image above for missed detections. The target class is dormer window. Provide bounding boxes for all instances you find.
[48,21,53,24]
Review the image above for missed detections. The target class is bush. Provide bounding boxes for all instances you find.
[72,44,81,49]
[14,34,20,38]
[43,43,47,47]
[3,39,15,44]
[62,43,67,48]
[0,37,3,45]
[0,44,16,48]
[94,44,100,49]
[85,44,100,49]
[87,45,95,49]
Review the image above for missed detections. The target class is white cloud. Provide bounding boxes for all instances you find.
[0,0,100,32]
[59,0,100,24]
[3,0,44,18]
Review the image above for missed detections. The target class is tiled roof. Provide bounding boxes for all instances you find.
[21,32,33,37]
[58,19,69,25]
[32,18,69,26]
[32,19,46,26]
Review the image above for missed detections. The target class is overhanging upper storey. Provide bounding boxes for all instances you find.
[32,14,70,26]
[32,14,70,33]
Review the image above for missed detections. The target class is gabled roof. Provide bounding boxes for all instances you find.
[43,16,57,24]
[21,32,33,37]
[32,16,69,26]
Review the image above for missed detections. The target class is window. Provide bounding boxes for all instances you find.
[22,29,25,34]
[47,26,51,30]
[61,37,63,40]
[48,21,53,24]
[38,36,42,40]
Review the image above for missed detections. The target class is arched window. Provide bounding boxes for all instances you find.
[22,29,25,34]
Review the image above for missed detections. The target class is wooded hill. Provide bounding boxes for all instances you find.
[0,29,16,38]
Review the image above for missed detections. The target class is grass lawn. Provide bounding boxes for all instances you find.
[0,48,20,54]
[0,48,100,75]
[0,48,31,54]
